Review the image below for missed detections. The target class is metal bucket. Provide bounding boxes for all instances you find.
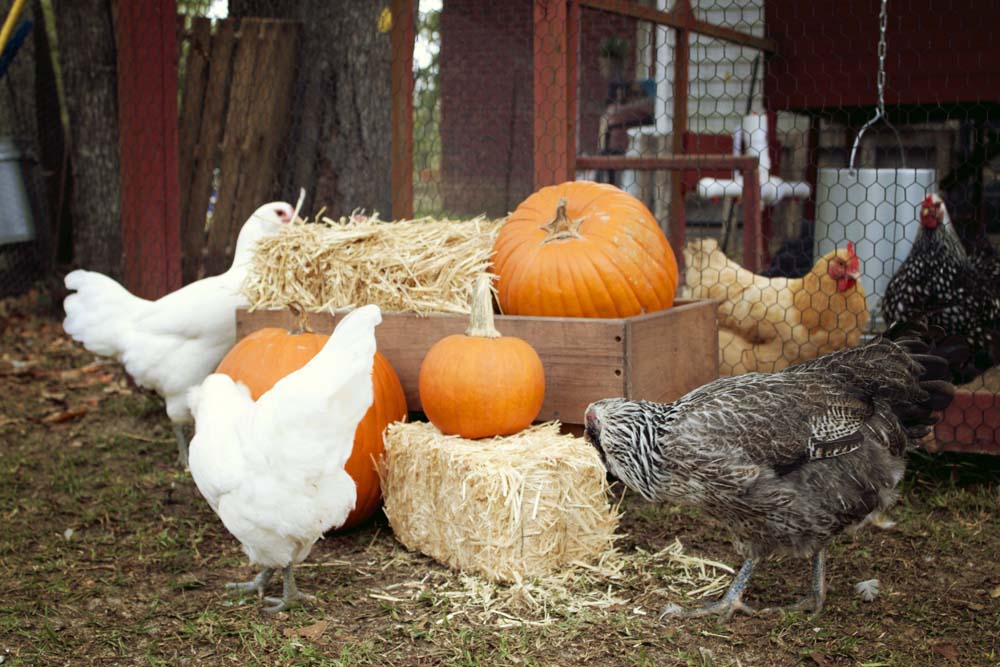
[0,137,35,245]
[814,168,937,329]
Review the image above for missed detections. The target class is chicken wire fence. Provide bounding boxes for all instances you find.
[411,0,999,451]
[1,0,997,451]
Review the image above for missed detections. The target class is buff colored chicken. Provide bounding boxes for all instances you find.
[683,239,869,375]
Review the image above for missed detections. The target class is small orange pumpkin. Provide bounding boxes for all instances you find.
[418,274,545,439]
[492,181,678,318]
[215,319,407,531]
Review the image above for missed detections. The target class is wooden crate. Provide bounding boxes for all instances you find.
[236,300,719,425]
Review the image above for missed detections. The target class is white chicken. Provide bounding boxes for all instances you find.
[187,304,381,612]
[62,202,295,465]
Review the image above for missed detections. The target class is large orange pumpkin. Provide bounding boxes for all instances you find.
[418,274,545,439]
[215,324,407,531]
[492,181,678,318]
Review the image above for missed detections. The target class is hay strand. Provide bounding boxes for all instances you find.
[243,213,503,315]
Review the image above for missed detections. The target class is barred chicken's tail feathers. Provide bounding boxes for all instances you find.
[882,319,968,442]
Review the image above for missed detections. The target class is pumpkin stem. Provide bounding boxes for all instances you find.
[287,301,312,334]
[465,274,502,339]
[540,197,583,243]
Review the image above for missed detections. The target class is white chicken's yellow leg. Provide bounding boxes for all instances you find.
[761,550,827,616]
[263,565,316,613]
[660,558,757,621]
[173,424,189,468]
[226,568,274,597]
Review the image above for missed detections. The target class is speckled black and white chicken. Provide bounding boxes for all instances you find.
[584,321,966,620]
[882,194,1000,382]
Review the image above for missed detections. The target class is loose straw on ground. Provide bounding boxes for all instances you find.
[366,536,735,628]
[243,213,503,315]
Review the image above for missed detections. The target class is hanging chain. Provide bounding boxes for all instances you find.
[850,0,904,171]
[875,0,888,117]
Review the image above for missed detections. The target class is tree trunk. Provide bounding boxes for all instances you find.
[53,0,121,277]
[230,0,393,219]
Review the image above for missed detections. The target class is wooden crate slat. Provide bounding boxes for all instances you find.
[625,300,718,404]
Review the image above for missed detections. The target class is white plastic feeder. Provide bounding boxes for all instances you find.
[696,113,811,205]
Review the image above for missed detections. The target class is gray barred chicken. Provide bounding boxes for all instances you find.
[584,321,966,620]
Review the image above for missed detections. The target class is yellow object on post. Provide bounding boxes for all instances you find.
[0,0,27,61]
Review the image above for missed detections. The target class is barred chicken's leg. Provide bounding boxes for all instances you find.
[761,550,827,615]
[263,565,316,613]
[226,568,274,597]
[660,558,757,621]
[174,424,189,468]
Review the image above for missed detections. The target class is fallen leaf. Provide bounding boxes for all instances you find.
[284,620,329,641]
[41,390,67,402]
[42,407,88,423]
[81,362,109,374]
[931,643,959,661]
[807,653,832,667]
[0,416,20,428]
[990,584,1000,599]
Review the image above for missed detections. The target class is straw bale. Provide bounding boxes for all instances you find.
[242,213,503,315]
[378,421,620,583]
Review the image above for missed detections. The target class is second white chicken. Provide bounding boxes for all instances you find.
[63,202,295,465]
[187,304,382,612]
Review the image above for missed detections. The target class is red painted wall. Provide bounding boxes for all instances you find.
[766,0,1000,111]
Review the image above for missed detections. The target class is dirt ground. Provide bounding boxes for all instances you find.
[1,290,998,667]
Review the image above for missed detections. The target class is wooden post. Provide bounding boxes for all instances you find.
[117,0,181,298]
[669,0,692,262]
[533,0,570,189]
[391,0,415,219]
[802,114,820,224]
[741,166,762,272]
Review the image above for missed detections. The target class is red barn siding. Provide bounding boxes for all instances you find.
[765,0,1000,111]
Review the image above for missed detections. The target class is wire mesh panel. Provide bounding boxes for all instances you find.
[5,0,999,452]
[565,0,1000,453]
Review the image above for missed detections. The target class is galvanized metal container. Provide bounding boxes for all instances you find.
[0,137,35,245]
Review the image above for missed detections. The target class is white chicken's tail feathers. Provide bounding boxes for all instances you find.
[62,269,149,357]
[264,304,381,412]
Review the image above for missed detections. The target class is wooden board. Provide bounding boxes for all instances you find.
[932,391,1000,455]
[236,300,719,424]
[626,300,718,404]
